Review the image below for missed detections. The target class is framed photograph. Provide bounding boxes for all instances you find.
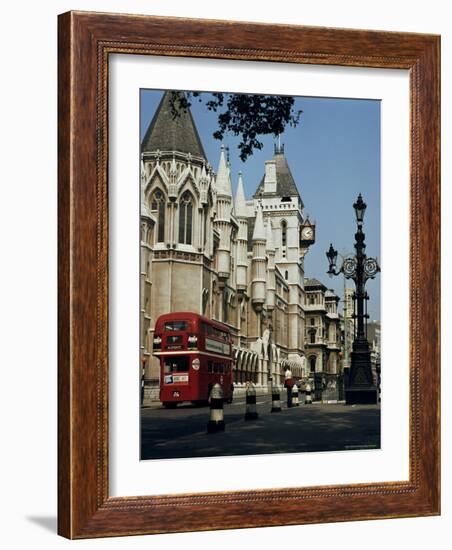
[58,11,440,538]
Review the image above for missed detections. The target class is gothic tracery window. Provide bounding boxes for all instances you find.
[150,189,165,243]
[179,191,193,245]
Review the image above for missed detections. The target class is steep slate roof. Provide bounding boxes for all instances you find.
[304,278,327,291]
[141,91,207,158]
[253,151,301,199]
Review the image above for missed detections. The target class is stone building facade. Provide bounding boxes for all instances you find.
[304,278,342,390]
[140,91,319,403]
[342,286,355,369]
[367,320,381,384]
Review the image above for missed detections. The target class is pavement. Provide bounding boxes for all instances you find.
[140,392,381,460]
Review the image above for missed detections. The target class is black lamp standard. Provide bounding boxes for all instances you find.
[326,194,380,405]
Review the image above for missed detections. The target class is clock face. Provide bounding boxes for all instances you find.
[302,226,314,240]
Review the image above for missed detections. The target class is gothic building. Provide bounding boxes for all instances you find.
[140,91,322,403]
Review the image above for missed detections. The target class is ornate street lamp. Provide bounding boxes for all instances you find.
[326,193,380,405]
[326,244,338,273]
[353,193,367,224]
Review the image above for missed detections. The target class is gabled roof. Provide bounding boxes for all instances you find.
[253,150,301,200]
[141,91,206,158]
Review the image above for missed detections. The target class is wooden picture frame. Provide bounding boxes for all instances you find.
[58,11,440,538]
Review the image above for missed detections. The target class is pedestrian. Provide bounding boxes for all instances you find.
[284,367,294,408]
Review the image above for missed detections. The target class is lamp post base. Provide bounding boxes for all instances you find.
[345,386,378,405]
[345,346,378,405]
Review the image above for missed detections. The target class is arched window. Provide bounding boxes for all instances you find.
[178,191,193,245]
[150,189,165,243]
[284,270,288,280]
[310,356,316,373]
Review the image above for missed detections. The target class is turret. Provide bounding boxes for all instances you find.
[251,203,267,312]
[215,145,232,198]
[265,219,276,311]
[234,171,249,292]
[214,145,233,280]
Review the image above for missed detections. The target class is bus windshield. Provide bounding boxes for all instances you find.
[163,356,189,373]
[164,320,188,331]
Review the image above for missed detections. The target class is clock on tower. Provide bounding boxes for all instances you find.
[300,219,315,246]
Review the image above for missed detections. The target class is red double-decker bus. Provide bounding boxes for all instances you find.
[153,312,234,407]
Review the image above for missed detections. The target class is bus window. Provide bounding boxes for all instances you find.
[203,323,228,341]
[164,320,188,331]
[163,356,189,373]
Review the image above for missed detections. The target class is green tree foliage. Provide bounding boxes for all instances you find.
[169,91,302,161]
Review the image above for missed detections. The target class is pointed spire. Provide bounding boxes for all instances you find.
[216,145,232,197]
[141,91,206,158]
[274,137,285,155]
[253,145,301,202]
[266,219,275,252]
[227,161,233,195]
[234,171,247,218]
[252,203,266,241]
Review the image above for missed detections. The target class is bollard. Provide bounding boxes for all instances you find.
[244,382,259,421]
[271,385,282,413]
[207,383,225,433]
[292,384,299,406]
[305,383,312,405]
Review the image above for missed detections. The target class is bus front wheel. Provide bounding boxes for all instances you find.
[162,402,178,409]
